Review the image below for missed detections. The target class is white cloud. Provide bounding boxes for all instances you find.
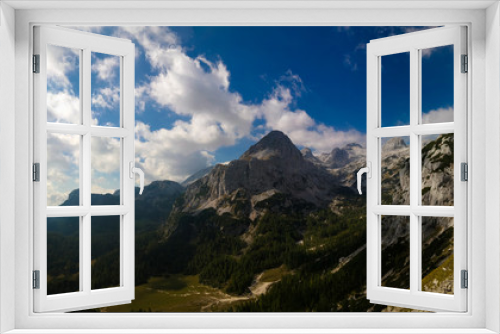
[135,85,149,113]
[47,91,80,124]
[46,133,80,206]
[91,182,117,196]
[135,121,218,183]
[91,137,121,174]
[259,85,365,153]
[47,45,79,90]
[92,87,120,110]
[92,55,120,81]
[422,107,453,124]
[108,27,365,183]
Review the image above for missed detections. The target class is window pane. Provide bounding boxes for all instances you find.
[47,217,80,295]
[91,137,121,205]
[47,133,81,206]
[91,215,120,290]
[421,134,454,206]
[91,52,121,127]
[46,44,81,124]
[381,136,410,205]
[381,215,410,289]
[381,52,410,127]
[421,45,454,124]
[421,217,454,294]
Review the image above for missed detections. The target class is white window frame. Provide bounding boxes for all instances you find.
[365,26,467,312]
[0,1,499,333]
[33,25,136,312]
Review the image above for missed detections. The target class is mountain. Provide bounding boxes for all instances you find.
[421,134,454,206]
[134,181,185,226]
[181,166,214,187]
[52,131,455,312]
[383,137,407,151]
[173,131,353,222]
[59,180,184,232]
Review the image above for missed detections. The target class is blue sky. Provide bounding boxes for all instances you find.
[46,26,454,204]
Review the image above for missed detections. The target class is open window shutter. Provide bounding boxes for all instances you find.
[364,26,467,312]
[33,26,137,312]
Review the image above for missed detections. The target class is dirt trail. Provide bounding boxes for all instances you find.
[201,272,278,311]
[331,245,366,274]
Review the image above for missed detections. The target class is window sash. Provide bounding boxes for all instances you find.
[32,25,136,313]
[365,26,468,312]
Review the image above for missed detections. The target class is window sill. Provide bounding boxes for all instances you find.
[4,330,498,334]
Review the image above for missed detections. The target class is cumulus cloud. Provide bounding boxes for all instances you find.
[135,121,216,183]
[47,45,79,90]
[92,55,120,81]
[47,133,80,206]
[108,27,256,182]
[91,137,121,195]
[47,91,80,124]
[422,107,453,124]
[92,87,120,110]
[259,85,365,153]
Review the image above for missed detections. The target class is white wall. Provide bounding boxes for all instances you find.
[485,2,500,333]
[0,2,16,333]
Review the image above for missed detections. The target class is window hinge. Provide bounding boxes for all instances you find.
[461,54,468,73]
[461,162,468,181]
[33,163,40,182]
[33,270,40,289]
[33,54,40,73]
[461,270,468,289]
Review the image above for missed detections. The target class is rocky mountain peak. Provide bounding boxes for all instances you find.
[174,131,348,221]
[383,137,407,151]
[301,147,314,159]
[240,130,302,162]
[329,147,350,168]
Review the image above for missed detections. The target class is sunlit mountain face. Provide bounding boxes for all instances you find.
[46,26,454,312]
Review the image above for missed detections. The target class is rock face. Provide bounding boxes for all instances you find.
[300,147,320,164]
[176,131,350,220]
[181,166,214,187]
[380,134,454,207]
[377,134,454,295]
[421,134,454,206]
[381,138,411,205]
[383,137,407,151]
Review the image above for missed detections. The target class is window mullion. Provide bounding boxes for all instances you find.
[409,47,420,295]
[82,47,92,294]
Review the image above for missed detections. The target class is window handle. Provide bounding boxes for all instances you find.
[129,162,145,195]
[357,162,371,195]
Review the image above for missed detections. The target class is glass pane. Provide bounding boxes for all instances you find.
[421,45,454,124]
[91,52,121,127]
[381,52,410,127]
[91,137,121,205]
[381,215,410,289]
[421,217,454,294]
[381,136,410,205]
[47,133,81,206]
[91,215,120,290]
[47,217,80,295]
[46,44,81,124]
[421,134,454,206]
